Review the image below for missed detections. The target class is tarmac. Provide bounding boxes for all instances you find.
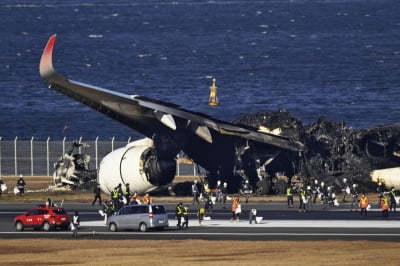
[82,219,400,228]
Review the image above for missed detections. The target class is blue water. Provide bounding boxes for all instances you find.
[1,0,399,140]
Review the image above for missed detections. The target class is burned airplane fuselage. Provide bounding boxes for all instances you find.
[233,110,400,193]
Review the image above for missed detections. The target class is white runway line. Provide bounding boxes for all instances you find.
[81,219,400,228]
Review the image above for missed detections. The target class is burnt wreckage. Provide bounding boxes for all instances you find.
[229,110,400,194]
[51,111,400,195]
[53,141,97,189]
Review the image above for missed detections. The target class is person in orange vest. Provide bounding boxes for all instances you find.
[142,193,152,204]
[359,193,369,216]
[231,195,241,222]
[380,195,390,219]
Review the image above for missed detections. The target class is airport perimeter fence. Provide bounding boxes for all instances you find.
[0,137,201,177]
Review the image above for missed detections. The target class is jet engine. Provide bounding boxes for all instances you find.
[98,138,176,195]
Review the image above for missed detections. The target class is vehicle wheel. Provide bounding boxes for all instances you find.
[43,221,51,231]
[15,221,24,231]
[139,222,147,232]
[108,222,117,232]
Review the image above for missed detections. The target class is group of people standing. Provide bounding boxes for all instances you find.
[93,182,154,224]
[191,179,223,222]
[191,179,229,207]
[189,178,249,226]
[376,183,397,218]
[357,187,396,219]
[91,177,399,230]
[346,181,397,219]
[175,202,189,229]
[287,178,398,219]
[0,175,26,197]
[179,193,244,228]
[286,178,360,212]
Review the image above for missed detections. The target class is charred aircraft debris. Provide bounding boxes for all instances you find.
[229,110,400,195]
[53,141,97,190]
[51,111,400,195]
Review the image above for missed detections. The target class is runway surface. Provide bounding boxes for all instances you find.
[1,201,399,241]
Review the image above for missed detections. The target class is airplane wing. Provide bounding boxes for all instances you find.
[39,35,304,153]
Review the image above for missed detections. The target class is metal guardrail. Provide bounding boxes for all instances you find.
[0,137,203,177]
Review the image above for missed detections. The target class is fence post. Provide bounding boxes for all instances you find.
[30,137,34,176]
[95,137,98,169]
[78,137,83,153]
[62,136,66,154]
[46,137,50,176]
[14,137,18,176]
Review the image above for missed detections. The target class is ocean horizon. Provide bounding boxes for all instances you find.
[1,0,399,140]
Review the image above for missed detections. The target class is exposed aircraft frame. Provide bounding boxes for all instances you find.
[39,35,304,194]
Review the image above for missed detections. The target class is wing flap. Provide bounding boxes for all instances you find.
[154,111,176,130]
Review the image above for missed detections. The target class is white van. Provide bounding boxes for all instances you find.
[107,204,169,232]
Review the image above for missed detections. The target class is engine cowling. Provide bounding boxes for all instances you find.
[98,138,176,195]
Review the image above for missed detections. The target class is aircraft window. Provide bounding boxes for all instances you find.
[152,205,166,214]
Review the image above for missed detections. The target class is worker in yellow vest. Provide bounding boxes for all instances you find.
[388,187,397,212]
[359,193,369,216]
[298,188,307,212]
[380,195,390,219]
[182,205,189,229]
[197,207,205,225]
[175,202,183,229]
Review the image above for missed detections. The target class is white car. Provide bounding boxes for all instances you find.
[107,204,169,232]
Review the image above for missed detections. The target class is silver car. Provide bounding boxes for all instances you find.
[107,204,169,232]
